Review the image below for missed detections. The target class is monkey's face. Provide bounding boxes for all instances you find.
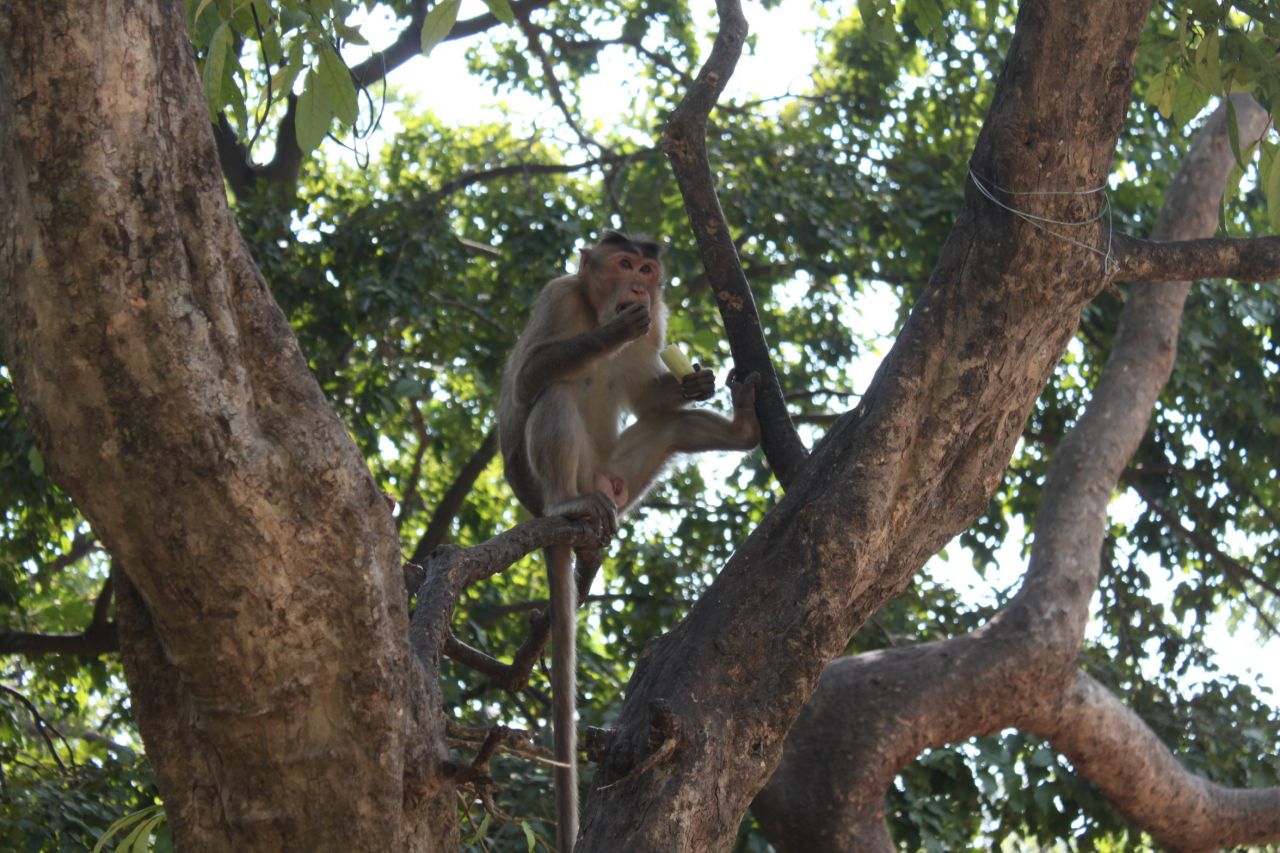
[594,250,663,325]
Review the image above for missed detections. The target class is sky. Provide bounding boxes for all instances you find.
[350,0,1280,695]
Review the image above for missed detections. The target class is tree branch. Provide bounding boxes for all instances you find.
[0,684,72,770]
[46,532,100,573]
[408,516,606,689]
[426,149,659,204]
[394,404,432,532]
[0,574,118,658]
[1122,474,1280,632]
[661,0,807,487]
[582,2,1163,847]
[218,0,557,196]
[1037,670,1280,853]
[753,95,1276,852]
[0,623,118,657]
[516,14,600,150]
[1111,233,1280,284]
[350,0,555,89]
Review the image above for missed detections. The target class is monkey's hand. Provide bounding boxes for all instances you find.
[727,369,761,410]
[602,302,651,345]
[550,491,619,541]
[680,366,716,401]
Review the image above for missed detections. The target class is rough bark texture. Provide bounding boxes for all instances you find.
[751,98,1280,853]
[0,2,453,849]
[576,2,1155,849]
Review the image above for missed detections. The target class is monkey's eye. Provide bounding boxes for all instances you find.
[620,258,633,270]
[640,264,653,274]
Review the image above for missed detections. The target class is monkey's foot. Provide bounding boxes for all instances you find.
[549,491,619,540]
[727,370,761,409]
[726,370,763,448]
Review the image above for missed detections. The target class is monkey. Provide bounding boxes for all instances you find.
[497,229,761,852]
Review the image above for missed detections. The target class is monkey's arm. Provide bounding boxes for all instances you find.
[515,302,650,404]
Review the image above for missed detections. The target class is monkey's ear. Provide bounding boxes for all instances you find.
[578,248,592,272]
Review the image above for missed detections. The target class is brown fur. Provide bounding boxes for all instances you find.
[496,232,760,852]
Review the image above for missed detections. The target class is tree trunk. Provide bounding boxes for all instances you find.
[0,2,454,849]
[579,1,1151,849]
[750,97,1280,852]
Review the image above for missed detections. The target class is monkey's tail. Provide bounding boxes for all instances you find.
[549,544,578,853]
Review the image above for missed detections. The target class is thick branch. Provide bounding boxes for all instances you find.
[0,624,118,657]
[1111,233,1280,283]
[1033,670,1280,853]
[0,1,450,845]
[661,0,807,487]
[409,516,605,688]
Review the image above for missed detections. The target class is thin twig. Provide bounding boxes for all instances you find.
[0,685,72,771]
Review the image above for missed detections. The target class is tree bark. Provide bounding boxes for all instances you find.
[751,97,1279,852]
[0,1,453,849]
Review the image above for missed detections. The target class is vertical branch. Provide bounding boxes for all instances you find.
[662,0,807,486]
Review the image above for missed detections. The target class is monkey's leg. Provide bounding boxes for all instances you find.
[611,393,760,504]
[524,385,588,503]
[526,386,618,534]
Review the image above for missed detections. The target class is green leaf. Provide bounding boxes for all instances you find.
[903,0,945,38]
[202,22,231,109]
[1033,784,1054,812]
[190,0,218,30]
[152,822,175,853]
[275,41,306,97]
[295,67,334,155]
[334,18,369,46]
[1264,142,1280,231]
[1224,159,1246,212]
[482,0,516,26]
[121,813,164,850]
[27,446,44,476]
[93,805,163,853]
[1029,746,1056,767]
[391,378,425,397]
[1171,73,1209,128]
[1145,69,1176,118]
[468,812,493,846]
[1193,28,1221,92]
[521,820,537,852]
[421,0,461,56]
[1226,97,1242,167]
[317,45,358,126]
